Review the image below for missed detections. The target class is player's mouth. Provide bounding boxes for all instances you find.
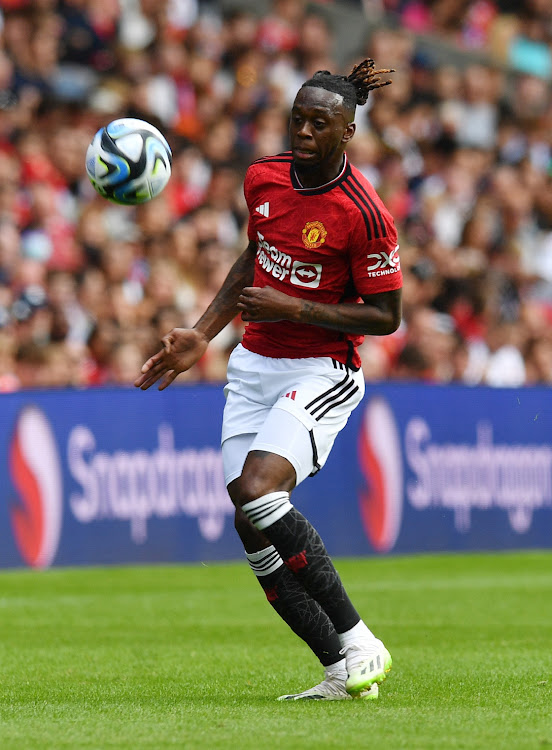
[292,147,318,160]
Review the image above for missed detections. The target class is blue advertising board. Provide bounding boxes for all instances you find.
[298,384,552,556]
[1,383,551,569]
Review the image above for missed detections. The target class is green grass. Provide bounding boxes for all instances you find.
[0,552,551,749]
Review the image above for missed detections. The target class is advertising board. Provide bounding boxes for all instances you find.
[1,384,550,569]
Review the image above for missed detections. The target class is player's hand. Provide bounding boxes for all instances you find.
[134,328,209,391]
[238,286,299,322]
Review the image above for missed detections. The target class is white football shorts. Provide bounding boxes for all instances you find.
[221,343,365,487]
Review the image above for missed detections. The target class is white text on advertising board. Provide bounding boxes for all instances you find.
[405,418,552,533]
[68,424,233,543]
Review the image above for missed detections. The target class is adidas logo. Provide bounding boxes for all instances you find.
[255,201,270,217]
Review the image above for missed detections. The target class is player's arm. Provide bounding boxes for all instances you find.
[237,286,402,336]
[135,241,256,390]
[193,240,257,339]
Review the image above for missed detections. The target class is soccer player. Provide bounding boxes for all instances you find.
[135,59,402,701]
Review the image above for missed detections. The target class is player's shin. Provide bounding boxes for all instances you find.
[241,492,360,633]
[245,545,343,666]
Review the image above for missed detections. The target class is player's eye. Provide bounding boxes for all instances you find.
[314,120,326,130]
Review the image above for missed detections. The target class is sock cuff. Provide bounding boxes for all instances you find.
[242,491,293,530]
[245,545,284,577]
[338,619,375,647]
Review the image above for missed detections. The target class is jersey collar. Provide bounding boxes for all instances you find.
[290,154,350,195]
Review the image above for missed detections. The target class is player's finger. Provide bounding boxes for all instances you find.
[134,372,154,389]
[135,371,160,389]
[240,287,261,297]
[138,371,166,390]
[139,358,167,379]
[135,363,159,386]
[238,298,254,311]
[135,362,169,389]
[158,369,178,391]
[162,334,174,352]
[140,349,164,373]
[134,372,148,387]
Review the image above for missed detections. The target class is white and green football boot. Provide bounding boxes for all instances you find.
[340,638,392,697]
[277,669,379,701]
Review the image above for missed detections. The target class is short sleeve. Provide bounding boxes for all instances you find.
[349,210,402,296]
[243,166,258,242]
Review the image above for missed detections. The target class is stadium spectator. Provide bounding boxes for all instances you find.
[0,0,550,389]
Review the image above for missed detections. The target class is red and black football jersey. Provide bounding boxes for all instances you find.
[242,152,402,369]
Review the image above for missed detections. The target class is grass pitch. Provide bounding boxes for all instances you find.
[0,552,550,750]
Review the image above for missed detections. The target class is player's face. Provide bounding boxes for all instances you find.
[290,87,355,175]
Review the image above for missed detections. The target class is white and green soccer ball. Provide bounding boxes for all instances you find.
[85,118,172,205]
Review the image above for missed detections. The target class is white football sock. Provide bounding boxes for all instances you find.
[245,545,284,577]
[241,492,292,530]
[338,620,375,648]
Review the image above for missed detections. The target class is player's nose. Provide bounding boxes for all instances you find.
[296,121,313,138]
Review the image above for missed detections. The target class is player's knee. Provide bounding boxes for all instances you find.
[229,477,276,507]
[234,506,270,550]
[234,507,254,537]
[234,472,294,507]
[229,453,295,508]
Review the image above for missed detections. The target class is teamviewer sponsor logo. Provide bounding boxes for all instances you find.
[256,231,291,281]
[255,232,323,287]
[290,261,322,288]
[357,397,403,553]
[9,406,63,568]
[366,244,400,277]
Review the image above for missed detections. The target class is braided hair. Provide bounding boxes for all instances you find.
[300,58,394,114]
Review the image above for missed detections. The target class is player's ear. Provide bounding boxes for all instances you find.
[342,121,356,144]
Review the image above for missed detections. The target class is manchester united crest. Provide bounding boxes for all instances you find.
[302,221,327,249]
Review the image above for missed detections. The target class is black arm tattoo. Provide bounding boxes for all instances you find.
[297,289,402,336]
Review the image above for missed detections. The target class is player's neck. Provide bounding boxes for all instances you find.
[293,155,346,189]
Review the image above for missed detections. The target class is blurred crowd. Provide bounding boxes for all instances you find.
[0,0,551,390]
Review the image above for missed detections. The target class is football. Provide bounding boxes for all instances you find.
[85,118,172,205]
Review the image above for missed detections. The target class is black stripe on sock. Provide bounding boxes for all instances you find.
[249,549,282,573]
[245,497,289,526]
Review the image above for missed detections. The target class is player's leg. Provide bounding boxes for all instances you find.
[221,350,351,686]
[232,447,363,632]
[222,347,390,697]
[234,379,392,697]
[227,448,376,701]
[224,434,353,699]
